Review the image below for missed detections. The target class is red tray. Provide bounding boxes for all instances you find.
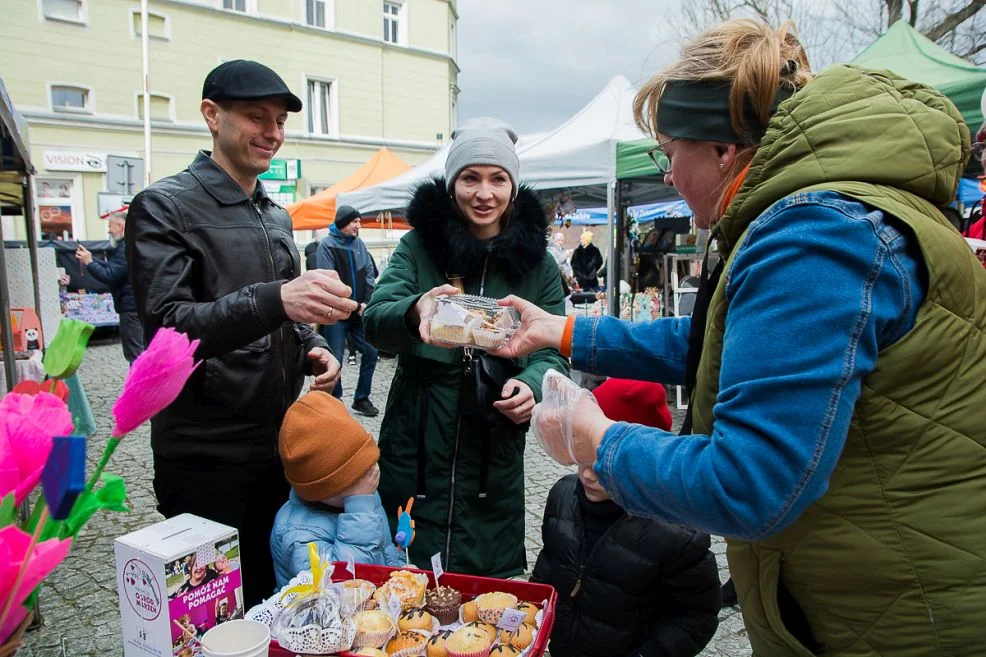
[269,562,558,657]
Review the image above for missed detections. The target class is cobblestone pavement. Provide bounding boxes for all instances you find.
[20,338,750,656]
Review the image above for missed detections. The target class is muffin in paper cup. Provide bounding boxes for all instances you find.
[445,625,494,657]
[399,609,440,634]
[386,630,431,657]
[473,592,518,625]
[352,610,397,649]
[426,586,463,626]
[354,648,389,657]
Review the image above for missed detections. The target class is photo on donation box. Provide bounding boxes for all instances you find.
[167,535,244,656]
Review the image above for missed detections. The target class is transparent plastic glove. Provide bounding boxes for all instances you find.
[532,369,600,466]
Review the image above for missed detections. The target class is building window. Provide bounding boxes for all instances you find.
[131,9,169,40]
[383,2,400,43]
[37,178,77,240]
[222,0,248,12]
[306,0,325,27]
[136,93,174,122]
[307,78,336,136]
[41,0,86,23]
[50,85,91,114]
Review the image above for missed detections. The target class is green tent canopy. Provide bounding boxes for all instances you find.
[852,20,986,129]
[617,138,661,180]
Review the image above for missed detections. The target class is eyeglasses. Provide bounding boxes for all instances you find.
[646,138,677,175]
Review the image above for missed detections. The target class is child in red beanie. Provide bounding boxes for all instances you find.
[591,378,673,431]
[531,377,720,657]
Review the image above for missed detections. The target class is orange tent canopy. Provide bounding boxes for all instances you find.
[288,147,412,231]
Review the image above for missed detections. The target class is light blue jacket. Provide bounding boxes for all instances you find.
[270,490,404,588]
[573,192,926,540]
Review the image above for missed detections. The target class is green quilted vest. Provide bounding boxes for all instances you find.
[690,66,986,656]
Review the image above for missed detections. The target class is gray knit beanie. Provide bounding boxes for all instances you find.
[444,117,520,197]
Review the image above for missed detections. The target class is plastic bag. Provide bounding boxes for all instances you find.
[532,369,599,466]
[271,544,357,654]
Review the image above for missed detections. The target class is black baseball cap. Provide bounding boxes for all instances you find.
[202,60,302,112]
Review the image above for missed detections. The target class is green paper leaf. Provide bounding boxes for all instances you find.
[59,473,129,539]
[43,319,95,379]
[0,492,16,526]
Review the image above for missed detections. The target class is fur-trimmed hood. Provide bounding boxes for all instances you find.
[406,178,549,284]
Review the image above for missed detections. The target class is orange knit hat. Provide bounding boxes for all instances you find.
[279,391,380,502]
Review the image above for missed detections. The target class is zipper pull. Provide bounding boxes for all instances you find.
[569,578,582,597]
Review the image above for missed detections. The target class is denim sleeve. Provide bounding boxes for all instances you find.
[595,196,925,540]
[570,315,691,385]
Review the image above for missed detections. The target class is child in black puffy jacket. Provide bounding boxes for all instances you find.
[531,469,721,657]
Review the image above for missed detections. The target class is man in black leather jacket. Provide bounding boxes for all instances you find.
[127,60,357,605]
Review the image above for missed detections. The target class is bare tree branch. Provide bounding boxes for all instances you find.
[923,0,986,41]
[887,0,905,23]
[907,0,921,25]
[961,38,986,57]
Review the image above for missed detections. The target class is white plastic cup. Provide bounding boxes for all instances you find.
[200,619,271,657]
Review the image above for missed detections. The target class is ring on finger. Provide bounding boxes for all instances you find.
[327,307,335,319]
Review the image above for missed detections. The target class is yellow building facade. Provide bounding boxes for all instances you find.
[1,0,457,240]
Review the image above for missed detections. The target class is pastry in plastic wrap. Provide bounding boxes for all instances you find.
[428,295,519,351]
[343,579,378,610]
[271,578,357,654]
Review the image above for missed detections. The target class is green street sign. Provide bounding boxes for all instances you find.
[259,159,301,181]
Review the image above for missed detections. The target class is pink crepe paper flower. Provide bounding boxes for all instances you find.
[0,392,74,504]
[0,526,72,642]
[111,327,200,437]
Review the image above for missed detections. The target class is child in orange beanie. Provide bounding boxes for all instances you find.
[270,391,403,588]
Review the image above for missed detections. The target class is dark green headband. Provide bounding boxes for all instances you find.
[657,80,794,145]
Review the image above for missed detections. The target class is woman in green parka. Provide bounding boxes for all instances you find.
[363,117,569,577]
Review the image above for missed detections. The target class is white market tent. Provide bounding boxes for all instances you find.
[339,75,680,312]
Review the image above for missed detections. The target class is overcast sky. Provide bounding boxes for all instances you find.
[456,0,683,134]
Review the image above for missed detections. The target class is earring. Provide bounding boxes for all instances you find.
[719,163,724,170]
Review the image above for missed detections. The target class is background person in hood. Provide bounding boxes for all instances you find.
[316,205,381,417]
[363,117,569,578]
[495,17,986,657]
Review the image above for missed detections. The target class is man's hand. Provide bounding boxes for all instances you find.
[75,244,93,266]
[493,379,536,424]
[308,347,341,392]
[282,270,358,325]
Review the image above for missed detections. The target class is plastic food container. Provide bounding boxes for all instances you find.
[267,563,558,657]
[428,295,520,351]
